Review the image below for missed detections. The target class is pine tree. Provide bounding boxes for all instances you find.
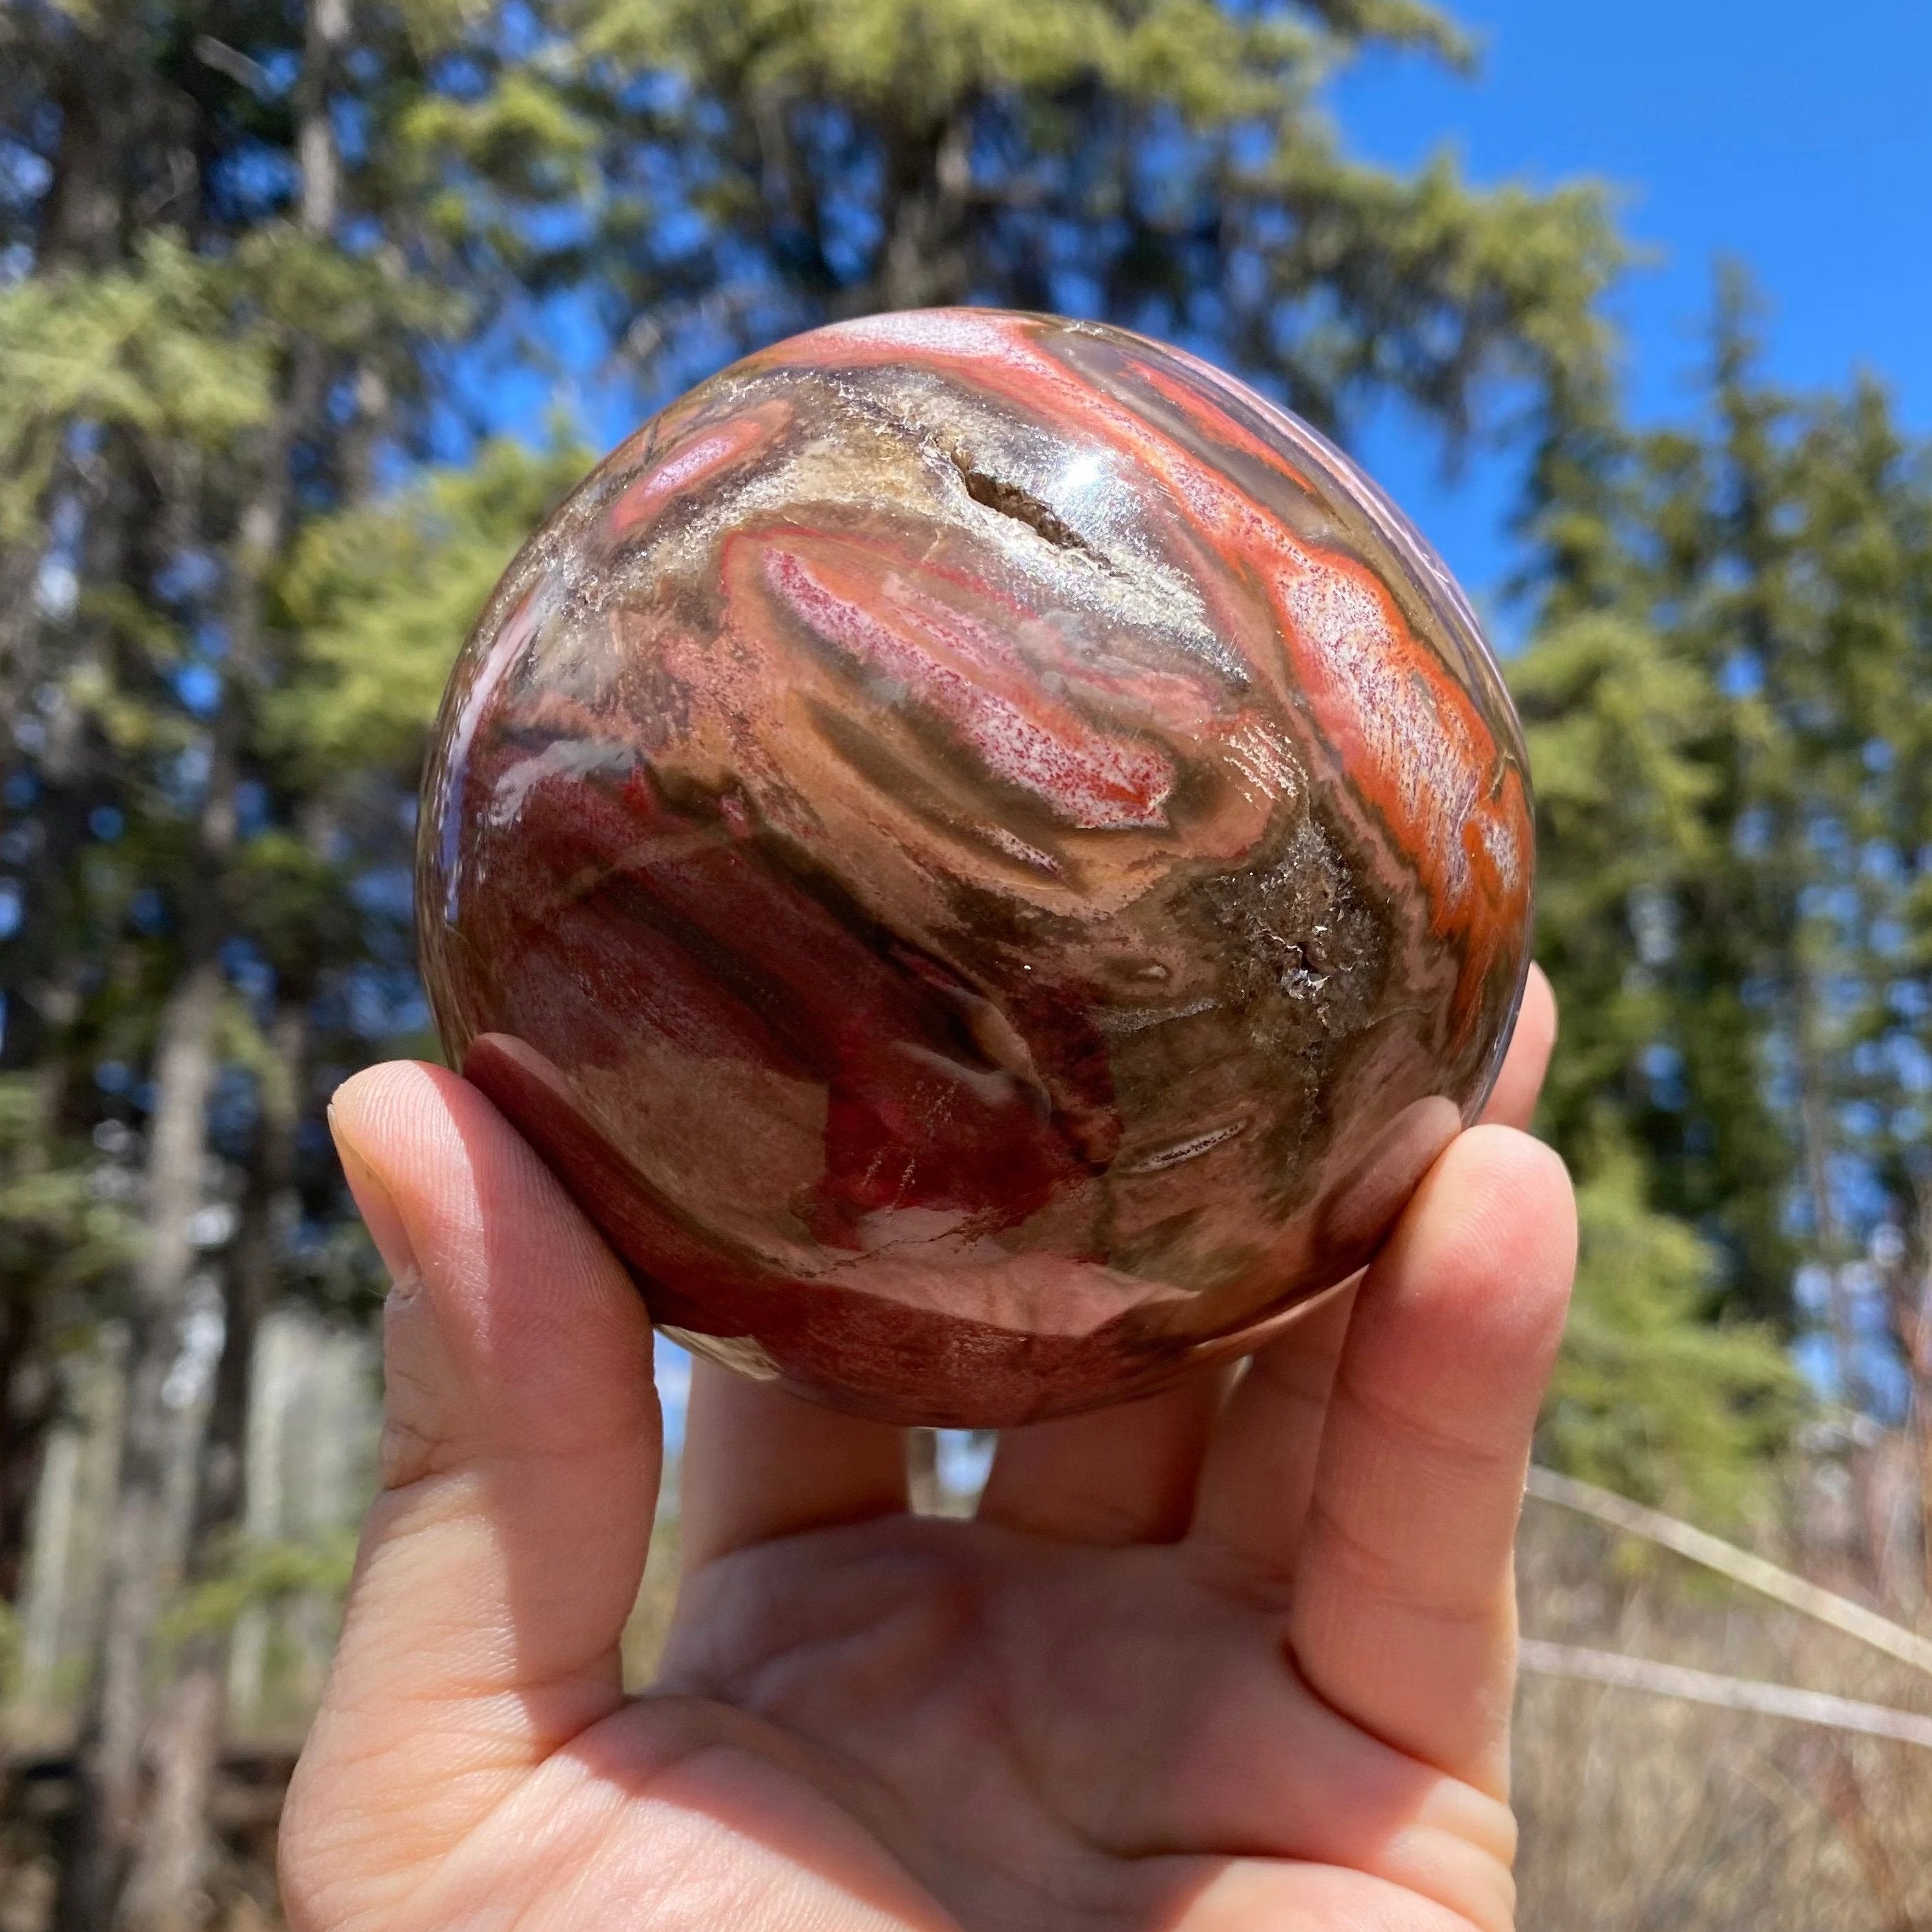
[556,0,1620,428]
[1542,1143,1800,1524]
[1517,274,1932,1563]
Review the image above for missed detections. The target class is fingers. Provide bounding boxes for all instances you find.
[976,1366,1228,1546]
[1479,964,1556,1131]
[1287,1127,1575,1798]
[288,1062,660,1871]
[679,1361,908,1575]
[1186,967,1557,1586]
[1167,1859,1499,1932]
[1186,1278,1359,1580]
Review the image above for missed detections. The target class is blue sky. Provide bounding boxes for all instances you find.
[1333,0,1932,633]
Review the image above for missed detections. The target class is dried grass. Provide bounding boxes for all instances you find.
[1513,1503,1932,1930]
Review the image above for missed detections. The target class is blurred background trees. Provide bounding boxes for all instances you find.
[0,0,1927,1925]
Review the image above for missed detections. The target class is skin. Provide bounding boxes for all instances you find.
[280,966,1573,1932]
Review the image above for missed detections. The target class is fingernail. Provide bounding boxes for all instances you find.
[329,1100,421,1297]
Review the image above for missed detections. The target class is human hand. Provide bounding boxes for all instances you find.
[281,969,1572,1932]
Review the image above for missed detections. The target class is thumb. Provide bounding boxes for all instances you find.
[283,1062,660,1917]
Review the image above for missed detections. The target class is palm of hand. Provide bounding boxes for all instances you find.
[283,979,1567,1932]
[648,1514,1514,1931]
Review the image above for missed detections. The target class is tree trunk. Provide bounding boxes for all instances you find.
[0,1250,65,1608]
[18,1404,87,1708]
[0,28,153,1592]
[117,1006,307,1932]
[1,35,143,1562]
[0,970,80,1603]
[57,951,226,1932]
[881,117,973,313]
[59,0,346,1914]
[61,418,252,1932]
[1893,1174,1932,1609]
[1790,971,1888,1597]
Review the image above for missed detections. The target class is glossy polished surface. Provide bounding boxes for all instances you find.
[418,310,1535,1426]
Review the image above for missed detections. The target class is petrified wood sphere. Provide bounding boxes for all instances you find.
[418,308,1534,1428]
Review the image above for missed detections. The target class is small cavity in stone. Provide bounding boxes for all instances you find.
[951,453,1089,553]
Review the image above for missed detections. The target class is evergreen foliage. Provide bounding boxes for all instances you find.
[1517,275,1932,1531]
[278,438,589,771]
[1540,1139,1802,1523]
[573,0,1620,426]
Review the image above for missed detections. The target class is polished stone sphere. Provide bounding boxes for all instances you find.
[418,308,1534,1427]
